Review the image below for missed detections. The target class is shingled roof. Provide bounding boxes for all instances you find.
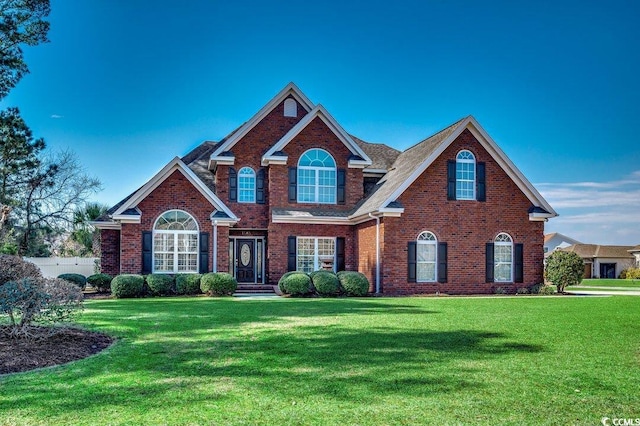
[562,244,635,259]
[350,118,465,218]
[351,136,400,172]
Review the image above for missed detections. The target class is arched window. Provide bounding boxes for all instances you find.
[417,231,437,282]
[153,210,199,273]
[284,98,297,117]
[456,150,476,200]
[297,149,336,204]
[238,167,256,203]
[494,233,513,282]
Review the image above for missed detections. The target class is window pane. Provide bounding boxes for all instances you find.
[238,167,256,203]
[417,263,436,281]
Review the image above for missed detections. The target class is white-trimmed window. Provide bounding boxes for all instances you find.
[238,167,256,203]
[494,233,513,282]
[297,149,336,204]
[417,231,437,282]
[456,150,476,200]
[284,98,297,117]
[297,237,336,273]
[153,210,199,273]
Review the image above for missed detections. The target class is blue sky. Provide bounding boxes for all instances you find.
[2,0,639,245]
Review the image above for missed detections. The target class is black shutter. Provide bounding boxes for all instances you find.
[288,167,297,202]
[256,168,265,204]
[228,167,237,202]
[447,160,456,200]
[336,237,345,271]
[142,231,152,274]
[287,236,297,271]
[514,243,524,283]
[337,169,346,205]
[477,162,486,202]
[408,241,417,282]
[199,232,209,273]
[437,242,448,283]
[485,243,494,283]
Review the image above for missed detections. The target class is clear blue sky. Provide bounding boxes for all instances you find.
[2,0,639,245]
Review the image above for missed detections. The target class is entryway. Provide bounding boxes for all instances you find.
[230,237,274,295]
[599,263,616,279]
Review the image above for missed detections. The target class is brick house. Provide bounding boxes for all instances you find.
[94,83,557,294]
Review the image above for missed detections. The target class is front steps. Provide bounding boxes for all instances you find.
[234,284,278,297]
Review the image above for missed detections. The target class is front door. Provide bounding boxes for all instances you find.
[600,263,616,279]
[236,239,255,283]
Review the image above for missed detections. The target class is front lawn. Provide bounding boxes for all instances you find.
[579,278,640,288]
[1,296,639,425]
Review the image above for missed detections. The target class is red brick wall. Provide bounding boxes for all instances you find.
[355,219,381,293]
[267,222,356,285]
[216,96,305,229]
[268,116,364,210]
[100,229,120,276]
[379,129,544,295]
[118,169,218,274]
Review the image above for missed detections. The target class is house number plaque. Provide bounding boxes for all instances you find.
[240,244,251,266]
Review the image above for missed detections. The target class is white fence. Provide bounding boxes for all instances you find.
[23,257,98,278]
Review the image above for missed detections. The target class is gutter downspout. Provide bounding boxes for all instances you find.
[213,220,218,272]
[369,213,381,294]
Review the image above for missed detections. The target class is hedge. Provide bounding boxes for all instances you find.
[57,273,87,291]
[87,273,113,293]
[279,272,312,296]
[311,271,341,296]
[200,272,237,296]
[146,274,174,296]
[111,274,144,298]
[338,271,370,296]
[175,274,202,295]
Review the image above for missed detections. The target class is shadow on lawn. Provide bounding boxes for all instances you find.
[0,298,545,416]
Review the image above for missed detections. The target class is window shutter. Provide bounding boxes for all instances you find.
[256,168,265,204]
[228,167,237,202]
[447,160,456,200]
[514,243,524,283]
[142,231,152,274]
[337,169,346,205]
[288,167,297,203]
[477,162,486,202]
[199,232,209,273]
[437,242,448,283]
[287,236,297,271]
[408,241,417,282]
[485,243,494,282]
[336,237,346,271]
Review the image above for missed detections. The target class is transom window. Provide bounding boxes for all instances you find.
[417,231,437,282]
[494,233,513,282]
[456,150,476,200]
[153,210,199,273]
[297,149,336,204]
[297,237,336,273]
[238,167,256,203]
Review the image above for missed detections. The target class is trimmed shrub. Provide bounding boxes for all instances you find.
[493,286,508,295]
[278,271,302,294]
[312,271,341,296]
[279,272,311,296]
[200,272,237,296]
[545,251,584,293]
[529,283,555,295]
[146,274,174,296]
[338,271,370,296]
[87,273,113,293]
[111,274,144,298]
[57,273,87,290]
[516,287,529,295]
[0,255,41,286]
[176,274,202,295]
[620,267,640,280]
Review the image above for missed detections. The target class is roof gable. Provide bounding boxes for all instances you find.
[350,116,557,220]
[112,157,238,222]
[262,104,372,167]
[209,82,314,166]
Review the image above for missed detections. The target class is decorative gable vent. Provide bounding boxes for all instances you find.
[284,98,297,117]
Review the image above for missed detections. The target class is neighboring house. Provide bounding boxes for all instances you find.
[629,245,640,267]
[93,83,557,294]
[561,244,635,279]
[543,232,581,254]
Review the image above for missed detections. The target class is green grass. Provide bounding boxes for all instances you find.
[1,296,639,425]
[579,278,640,288]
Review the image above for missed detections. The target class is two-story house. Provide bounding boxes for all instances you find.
[94,83,557,294]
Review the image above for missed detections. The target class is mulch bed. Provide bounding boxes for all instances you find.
[0,326,114,375]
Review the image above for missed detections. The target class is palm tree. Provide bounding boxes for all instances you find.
[69,202,109,256]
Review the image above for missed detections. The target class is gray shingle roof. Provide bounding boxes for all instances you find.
[350,117,465,218]
[351,136,400,171]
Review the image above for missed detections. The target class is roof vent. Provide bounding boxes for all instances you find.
[284,98,297,117]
